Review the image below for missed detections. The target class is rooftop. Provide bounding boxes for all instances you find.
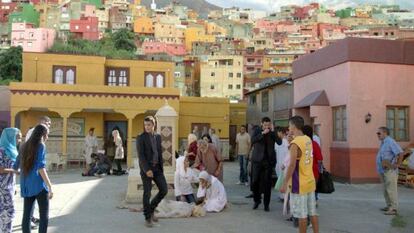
[292,37,414,79]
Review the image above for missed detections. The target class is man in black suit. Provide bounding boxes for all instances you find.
[251,117,280,212]
[137,116,168,227]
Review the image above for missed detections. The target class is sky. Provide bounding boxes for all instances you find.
[206,0,414,12]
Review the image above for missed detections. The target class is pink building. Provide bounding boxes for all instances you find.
[292,38,414,183]
[11,23,55,52]
[142,41,186,56]
[244,51,264,74]
[70,16,99,41]
[276,22,301,34]
[83,5,96,18]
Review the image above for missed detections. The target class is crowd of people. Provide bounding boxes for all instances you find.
[0,113,411,233]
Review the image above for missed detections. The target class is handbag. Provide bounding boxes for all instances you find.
[316,167,335,194]
[274,171,284,191]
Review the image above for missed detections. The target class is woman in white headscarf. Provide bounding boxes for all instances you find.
[197,171,227,212]
[174,155,199,203]
[112,130,124,172]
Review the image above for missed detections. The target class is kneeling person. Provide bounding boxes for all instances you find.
[197,171,227,212]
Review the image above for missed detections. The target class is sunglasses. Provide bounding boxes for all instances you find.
[376,132,381,135]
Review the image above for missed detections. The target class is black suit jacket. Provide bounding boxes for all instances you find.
[251,125,280,167]
[137,132,163,173]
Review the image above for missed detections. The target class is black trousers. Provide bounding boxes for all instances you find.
[140,166,168,220]
[251,161,273,208]
[22,189,49,233]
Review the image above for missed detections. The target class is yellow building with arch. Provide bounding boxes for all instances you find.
[10,52,246,166]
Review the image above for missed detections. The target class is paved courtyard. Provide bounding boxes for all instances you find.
[12,162,414,233]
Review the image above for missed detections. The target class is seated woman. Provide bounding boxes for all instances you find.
[174,155,199,203]
[196,171,227,213]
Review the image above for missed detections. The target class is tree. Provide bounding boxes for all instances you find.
[0,46,22,84]
[110,28,137,52]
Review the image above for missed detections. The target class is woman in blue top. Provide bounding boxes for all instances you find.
[18,124,53,233]
[0,128,22,233]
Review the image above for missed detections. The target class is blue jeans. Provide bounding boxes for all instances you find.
[22,189,49,233]
[239,155,248,183]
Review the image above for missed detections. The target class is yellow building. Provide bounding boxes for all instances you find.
[154,22,185,44]
[133,16,154,35]
[199,55,244,100]
[184,27,215,51]
[205,22,227,36]
[10,53,246,166]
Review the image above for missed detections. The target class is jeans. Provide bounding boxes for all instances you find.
[141,166,168,220]
[175,194,196,204]
[238,155,248,183]
[22,189,49,233]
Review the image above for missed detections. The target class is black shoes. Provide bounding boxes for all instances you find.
[264,206,270,212]
[245,194,254,198]
[253,202,260,210]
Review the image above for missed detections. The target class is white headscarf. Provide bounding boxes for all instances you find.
[199,171,211,183]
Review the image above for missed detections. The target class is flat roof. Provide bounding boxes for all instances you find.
[292,37,414,80]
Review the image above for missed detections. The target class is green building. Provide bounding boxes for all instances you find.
[335,7,355,19]
[8,4,40,30]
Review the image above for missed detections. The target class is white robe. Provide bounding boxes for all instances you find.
[197,176,227,212]
[275,138,289,177]
[174,156,199,196]
[84,135,98,164]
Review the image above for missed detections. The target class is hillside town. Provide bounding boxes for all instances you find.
[0,0,414,233]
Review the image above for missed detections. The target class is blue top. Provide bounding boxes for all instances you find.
[376,136,402,174]
[14,143,49,197]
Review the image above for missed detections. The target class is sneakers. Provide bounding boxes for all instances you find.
[145,219,153,228]
[380,207,389,211]
[384,209,398,215]
[236,181,243,185]
[151,213,159,223]
[244,182,249,186]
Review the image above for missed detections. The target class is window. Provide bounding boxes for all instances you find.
[262,91,269,112]
[236,84,241,89]
[211,72,215,77]
[333,106,347,141]
[237,73,242,78]
[29,32,34,38]
[145,71,165,88]
[27,42,32,47]
[53,66,76,84]
[229,72,233,78]
[19,33,24,39]
[249,94,256,105]
[210,85,215,90]
[174,72,181,78]
[228,84,233,89]
[105,67,129,86]
[387,106,409,141]
[75,25,79,30]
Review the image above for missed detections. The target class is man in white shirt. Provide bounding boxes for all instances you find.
[236,125,251,186]
[25,116,52,142]
[209,128,221,153]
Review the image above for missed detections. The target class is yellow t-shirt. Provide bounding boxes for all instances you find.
[289,135,316,194]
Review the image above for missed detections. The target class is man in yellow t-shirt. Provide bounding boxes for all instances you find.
[281,116,319,233]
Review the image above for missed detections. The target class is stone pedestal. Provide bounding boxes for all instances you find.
[125,101,178,204]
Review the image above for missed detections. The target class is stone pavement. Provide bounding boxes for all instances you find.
[12,162,414,233]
